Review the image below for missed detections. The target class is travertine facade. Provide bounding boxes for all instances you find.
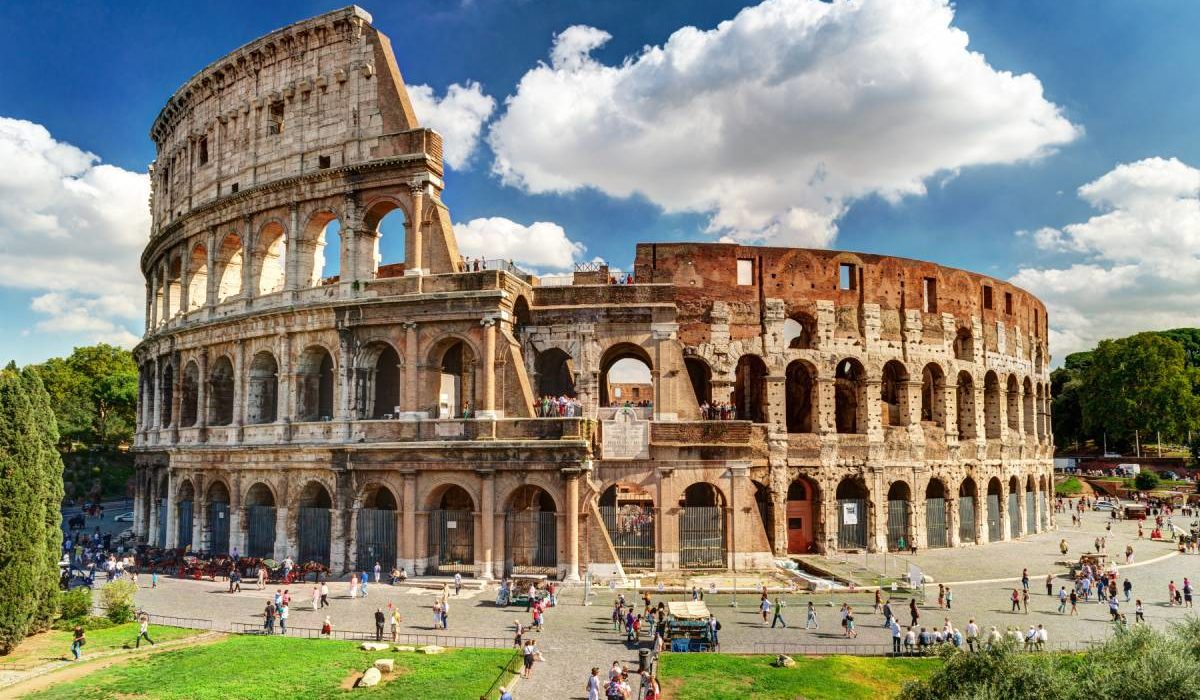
[133,7,1054,579]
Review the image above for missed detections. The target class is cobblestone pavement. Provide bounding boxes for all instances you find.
[128,507,1200,699]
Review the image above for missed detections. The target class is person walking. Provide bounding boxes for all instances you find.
[256,565,265,591]
[771,598,787,628]
[521,639,537,679]
[965,618,979,652]
[1057,586,1068,613]
[909,597,920,627]
[263,601,276,634]
[1022,589,1030,613]
[320,580,330,608]
[1123,578,1133,603]
[1021,568,1029,592]
[586,667,602,700]
[374,607,386,642]
[945,587,953,610]
[70,625,85,661]
[1135,599,1145,623]
[390,606,402,642]
[1184,578,1194,608]
[321,615,333,638]
[1011,589,1021,612]
[845,606,857,638]
[936,584,944,609]
[889,617,902,655]
[350,573,359,600]
[360,573,368,598]
[1045,573,1053,596]
[278,602,289,634]
[881,599,892,627]
[455,572,462,596]
[1069,589,1079,615]
[135,614,155,648]
[806,601,819,629]
[759,596,771,625]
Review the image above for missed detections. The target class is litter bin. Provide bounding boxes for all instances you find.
[638,648,650,672]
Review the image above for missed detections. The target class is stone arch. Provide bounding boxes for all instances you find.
[1007,475,1022,538]
[425,482,476,575]
[300,209,342,287]
[504,484,559,575]
[294,480,333,565]
[835,357,866,434]
[186,242,208,310]
[297,345,335,421]
[176,478,195,549]
[678,482,727,568]
[956,370,976,440]
[159,362,174,428]
[924,477,949,548]
[953,326,974,362]
[599,342,653,408]
[985,476,1003,542]
[785,476,820,554]
[783,312,817,350]
[785,359,816,433]
[1023,377,1036,436]
[512,295,531,336]
[734,354,768,423]
[684,355,712,409]
[920,362,946,426]
[958,475,979,544]
[207,355,235,426]
[886,479,913,550]
[983,371,1002,439]
[214,232,243,302]
[356,340,402,419]
[427,335,478,417]
[244,481,277,507]
[180,360,199,427]
[356,483,399,572]
[362,196,410,274]
[360,483,399,510]
[424,482,477,512]
[597,481,657,568]
[246,350,279,424]
[1006,374,1021,431]
[835,476,870,549]
[164,256,182,319]
[680,481,726,508]
[254,220,287,296]
[243,481,278,559]
[880,359,909,427]
[1035,383,1047,441]
[535,347,576,399]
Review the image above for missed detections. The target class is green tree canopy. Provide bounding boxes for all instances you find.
[32,343,137,450]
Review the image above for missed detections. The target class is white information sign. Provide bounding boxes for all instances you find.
[842,502,858,525]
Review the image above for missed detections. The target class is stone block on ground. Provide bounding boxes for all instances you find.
[393,645,416,652]
[773,654,796,668]
[374,658,394,673]
[360,642,389,651]
[419,644,444,654]
[359,667,382,687]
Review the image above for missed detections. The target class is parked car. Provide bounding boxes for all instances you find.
[112,512,134,522]
[1163,471,1180,481]
[1103,452,1122,458]
[1094,501,1117,511]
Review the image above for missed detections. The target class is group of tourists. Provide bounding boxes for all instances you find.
[698,402,739,421]
[535,395,584,417]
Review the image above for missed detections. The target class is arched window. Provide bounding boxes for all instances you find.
[983,371,1002,439]
[436,340,476,417]
[296,481,333,566]
[297,346,335,421]
[536,348,576,398]
[734,355,768,423]
[1023,378,1036,436]
[301,212,342,287]
[953,327,974,362]
[956,371,976,440]
[187,244,208,310]
[925,479,948,548]
[180,361,199,427]
[886,481,911,550]
[600,344,653,408]
[243,482,277,558]
[684,356,711,408]
[880,360,908,427]
[986,477,1003,542]
[164,257,182,319]
[364,200,408,277]
[920,363,946,425]
[506,485,558,575]
[785,360,815,433]
[958,477,978,544]
[247,351,279,424]
[215,233,243,302]
[783,313,816,350]
[835,358,865,434]
[356,341,401,419]
[207,356,235,426]
[1006,375,1021,431]
[159,363,174,428]
[255,222,286,295]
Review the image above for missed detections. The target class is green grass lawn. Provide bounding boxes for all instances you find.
[0,624,200,671]
[657,654,939,700]
[1055,477,1083,495]
[23,634,517,700]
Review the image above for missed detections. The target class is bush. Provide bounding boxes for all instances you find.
[1134,470,1160,491]
[58,588,92,622]
[99,579,137,624]
[52,615,115,631]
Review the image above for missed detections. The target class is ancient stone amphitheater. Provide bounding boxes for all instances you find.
[132,6,1055,579]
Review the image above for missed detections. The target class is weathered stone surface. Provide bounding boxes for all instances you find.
[419,645,444,654]
[359,667,382,687]
[374,658,394,673]
[360,642,389,651]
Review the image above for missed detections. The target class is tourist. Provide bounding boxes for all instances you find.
[903,627,916,655]
[845,606,857,638]
[312,585,320,611]
[1010,588,1021,612]
[586,667,602,700]
[876,589,884,613]
[936,585,944,609]
[256,565,266,590]
[945,586,953,610]
[642,671,661,700]
[390,605,402,642]
[521,639,537,679]
[1059,538,1069,556]
[1021,568,1029,591]
[455,572,462,596]
[760,595,771,625]
[374,607,386,641]
[889,617,902,654]
[499,686,513,700]
[881,599,892,627]
[320,580,330,608]
[1022,588,1030,613]
[771,597,787,628]
[70,625,85,661]
[986,625,1002,649]
[350,572,359,600]
[1024,625,1037,651]
[909,597,920,627]
[1057,586,1068,613]
[263,601,276,634]
[513,620,525,648]
[1045,573,1053,596]
[1168,580,1177,606]
[279,602,289,634]
[1069,588,1079,615]
[360,573,368,598]
[1123,578,1133,602]
[965,618,979,652]
[1135,599,1145,623]
[917,627,930,653]
[374,562,381,583]
[1184,578,1194,608]
[321,616,333,638]
[708,615,721,651]
[135,613,155,648]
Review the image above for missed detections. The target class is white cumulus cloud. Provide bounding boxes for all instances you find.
[1011,157,1200,359]
[409,81,496,169]
[453,217,585,271]
[489,0,1079,247]
[0,117,148,348]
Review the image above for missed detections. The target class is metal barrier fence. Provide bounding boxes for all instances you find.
[92,606,214,631]
[477,648,522,700]
[227,621,510,648]
[752,638,1108,656]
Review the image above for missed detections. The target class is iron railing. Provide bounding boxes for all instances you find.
[227,622,509,648]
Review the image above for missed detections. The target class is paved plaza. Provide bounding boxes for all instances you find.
[109,504,1200,698]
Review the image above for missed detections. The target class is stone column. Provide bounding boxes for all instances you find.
[147,475,160,545]
[144,281,153,335]
[999,478,1012,542]
[232,341,245,440]
[273,505,290,560]
[942,380,959,443]
[479,318,499,418]
[285,203,300,298]
[164,473,178,549]
[179,245,191,315]
[406,184,424,275]
[947,495,961,547]
[205,228,217,314]
[241,215,254,305]
[479,470,495,579]
[197,349,209,435]
[159,260,170,322]
[400,470,416,574]
[728,462,749,570]
[815,378,837,434]
[150,356,161,433]
[401,322,421,419]
[170,352,182,443]
[335,329,353,437]
[563,467,582,582]
[864,379,883,439]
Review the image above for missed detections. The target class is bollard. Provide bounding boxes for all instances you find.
[638,648,651,672]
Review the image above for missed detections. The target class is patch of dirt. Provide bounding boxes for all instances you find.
[339,667,403,690]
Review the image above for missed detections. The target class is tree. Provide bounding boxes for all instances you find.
[20,368,64,632]
[32,344,138,450]
[1134,470,1161,491]
[1080,333,1199,448]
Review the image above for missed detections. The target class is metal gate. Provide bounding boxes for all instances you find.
[987,494,1001,542]
[427,509,474,575]
[246,505,277,558]
[926,497,948,548]
[1008,493,1020,538]
[356,508,397,571]
[209,502,230,555]
[1040,492,1049,529]
[887,499,909,550]
[837,498,868,549]
[505,511,557,576]
[678,507,726,568]
[1025,492,1036,534]
[958,496,976,544]
[599,506,655,569]
[177,500,193,550]
[297,506,331,565]
[156,499,167,548]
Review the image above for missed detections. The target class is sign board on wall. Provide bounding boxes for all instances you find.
[842,502,858,525]
[601,406,650,460]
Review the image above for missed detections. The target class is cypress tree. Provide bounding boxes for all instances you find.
[0,369,45,652]
[21,368,64,631]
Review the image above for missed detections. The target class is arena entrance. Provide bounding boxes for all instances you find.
[958,478,977,544]
[427,485,475,575]
[296,482,332,566]
[886,481,911,551]
[357,486,398,571]
[599,484,655,569]
[504,485,557,577]
[1008,477,1021,539]
[925,479,949,549]
[678,483,727,569]
[244,483,276,558]
[986,478,1002,542]
[207,482,230,555]
[785,478,817,554]
[1025,477,1037,534]
[836,478,869,549]
[176,481,194,550]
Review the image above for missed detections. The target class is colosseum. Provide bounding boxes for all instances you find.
[132,6,1055,581]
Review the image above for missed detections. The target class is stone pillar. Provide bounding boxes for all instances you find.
[901,380,922,426]
[493,511,506,580]
[164,473,178,549]
[815,378,837,434]
[947,495,961,547]
[147,475,160,545]
[942,381,959,443]
[285,203,300,297]
[478,470,496,579]
[563,467,582,581]
[401,322,421,419]
[335,329,353,435]
[406,184,424,275]
[864,379,883,439]
[400,471,416,574]
[150,356,161,432]
[205,228,217,313]
[273,506,290,560]
[241,215,254,305]
[144,281,153,335]
[232,341,245,439]
[196,350,209,435]
[159,260,170,322]
[479,318,499,418]
[999,478,1012,542]
[728,462,749,571]
[170,352,182,442]
[277,333,292,426]
[179,245,191,315]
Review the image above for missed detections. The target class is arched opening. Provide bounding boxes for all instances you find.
[142,370,155,428]
[164,256,182,320]
[783,313,816,350]
[678,483,727,568]
[427,485,475,575]
[357,485,398,572]
[599,483,655,569]
[684,356,712,410]
[956,371,976,440]
[836,477,869,550]
[1023,378,1036,436]
[436,340,476,418]
[880,360,908,427]
[364,200,408,276]
[206,481,231,555]
[207,356,235,426]
[296,482,332,566]
[600,344,653,408]
[159,363,174,428]
[1008,476,1021,539]
[953,327,974,362]
[1025,476,1037,535]
[785,360,815,433]
[155,474,168,548]
[958,477,977,544]
[786,477,819,554]
[186,243,208,310]
[246,351,279,425]
[886,481,912,551]
[1006,375,1021,431]
[986,477,1002,543]
[535,348,576,400]
[301,212,342,287]
[983,371,1002,439]
[176,480,195,550]
[180,361,199,428]
[1035,384,1047,441]
[243,482,277,558]
[920,363,946,426]
[925,479,949,548]
[734,354,768,423]
[297,346,335,422]
[255,222,287,296]
[505,485,558,576]
[215,233,243,302]
[1039,475,1050,530]
[512,296,531,337]
[356,342,401,419]
[753,480,774,552]
[835,358,865,434]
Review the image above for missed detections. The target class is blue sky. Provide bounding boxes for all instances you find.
[0,0,1197,366]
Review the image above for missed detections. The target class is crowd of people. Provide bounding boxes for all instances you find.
[535,395,584,417]
[698,402,739,421]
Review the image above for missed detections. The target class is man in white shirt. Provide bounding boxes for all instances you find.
[965,619,979,652]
